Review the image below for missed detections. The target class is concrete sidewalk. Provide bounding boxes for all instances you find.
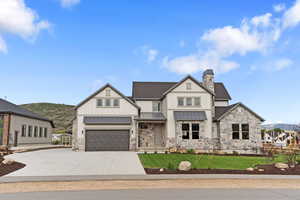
[2,174,300,183]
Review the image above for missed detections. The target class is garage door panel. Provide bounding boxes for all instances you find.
[86,130,129,151]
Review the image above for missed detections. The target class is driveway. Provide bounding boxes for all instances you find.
[4,149,145,176]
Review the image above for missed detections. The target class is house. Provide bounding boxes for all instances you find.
[0,99,54,147]
[73,69,265,154]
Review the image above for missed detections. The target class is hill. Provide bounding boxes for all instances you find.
[262,123,300,131]
[21,103,76,133]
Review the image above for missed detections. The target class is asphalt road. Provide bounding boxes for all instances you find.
[1,189,300,200]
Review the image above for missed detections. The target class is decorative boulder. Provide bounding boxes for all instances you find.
[178,161,192,171]
[159,168,164,172]
[246,167,254,171]
[275,163,289,169]
[2,158,15,165]
[258,169,265,172]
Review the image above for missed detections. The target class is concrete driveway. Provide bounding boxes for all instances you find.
[4,149,145,176]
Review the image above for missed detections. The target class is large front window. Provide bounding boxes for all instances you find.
[242,124,249,140]
[232,124,240,140]
[182,122,200,140]
[192,124,200,139]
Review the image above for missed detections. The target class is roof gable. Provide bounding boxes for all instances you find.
[76,83,140,110]
[161,75,215,98]
[215,102,265,122]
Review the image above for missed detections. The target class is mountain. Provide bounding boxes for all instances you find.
[262,123,300,131]
[21,103,76,134]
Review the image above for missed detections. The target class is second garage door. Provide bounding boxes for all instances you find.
[85,130,130,151]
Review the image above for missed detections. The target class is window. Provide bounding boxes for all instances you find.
[242,124,249,140]
[105,99,111,107]
[192,123,200,139]
[182,123,190,139]
[113,99,120,107]
[34,126,38,137]
[186,97,192,106]
[194,97,201,106]
[21,125,26,137]
[186,83,192,90]
[232,124,240,140]
[106,89,111,96]
[28,126,32,137]
[44,128,48,138]
[97,99,103,107]
[152,101,161,112]
[178,97,184,106]
[139,123,148,129]
[39,127,43,137]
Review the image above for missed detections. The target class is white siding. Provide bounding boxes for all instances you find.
[136,101,153,112]
[9,115,52,145]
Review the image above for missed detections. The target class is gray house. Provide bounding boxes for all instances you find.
[0,99,54,147]
[73,69,265,154]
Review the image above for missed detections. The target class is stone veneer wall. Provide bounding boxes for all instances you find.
[138,123,164,148]
[219,105,262,154]
[174,121,220,151]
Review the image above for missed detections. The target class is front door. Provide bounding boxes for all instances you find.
[14,131,18,147]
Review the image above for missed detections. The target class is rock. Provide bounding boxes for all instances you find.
[246,167,254,171]
[2,158,15,165]
[178,161,192,171]
[178,148,187,154]
[280,168,286,171]
[258,169,265,172]
[169,147,177,153]
[275,163,289,169]
[159,168,164,172]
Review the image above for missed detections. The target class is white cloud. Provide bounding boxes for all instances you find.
[136,45,159,62]
[164,1,300,75]
[282,0,300,28]
[60,0,80,8]
[0,36,7,53]
[273,58,293,70]
[273,3,286,12]
[0,0,50,53]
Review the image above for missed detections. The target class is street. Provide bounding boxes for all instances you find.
[1,189,300,200]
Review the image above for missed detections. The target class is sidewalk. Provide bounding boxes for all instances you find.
[2,174,300,183]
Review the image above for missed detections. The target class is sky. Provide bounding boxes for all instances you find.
[0,0,300,124]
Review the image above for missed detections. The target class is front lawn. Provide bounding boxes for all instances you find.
[138,154,293,170]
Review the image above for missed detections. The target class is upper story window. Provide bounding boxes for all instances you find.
[106,89,111,96]
[177,97,201,107]
[97,98,120,108]
[152,101,161,112]
[186,83,192,90]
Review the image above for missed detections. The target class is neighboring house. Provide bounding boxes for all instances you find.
[0,99,54,147]
[73,69,265,154]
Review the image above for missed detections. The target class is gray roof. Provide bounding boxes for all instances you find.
[135,112,166,121]
[214,103,265,122]
[0,99,54,127]
[83,116,132,125]
[132,81,231,100]
[174,111,207,121]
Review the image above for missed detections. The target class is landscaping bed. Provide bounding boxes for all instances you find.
[145,164,300,175]
[139,153,300,175]
[0,157,26,177]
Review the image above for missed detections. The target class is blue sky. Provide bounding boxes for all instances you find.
[0,0,300,124]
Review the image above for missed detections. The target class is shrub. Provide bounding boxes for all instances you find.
[187,149,195,154]
[52,140,60,145]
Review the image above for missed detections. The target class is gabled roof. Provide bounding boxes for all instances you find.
[214,102,265,122]
[0,99,54,127]
[75,83,140,110]
[161,75,215,98]
[132,78,231,100]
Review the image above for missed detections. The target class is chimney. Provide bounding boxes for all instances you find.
[202,69,214,93]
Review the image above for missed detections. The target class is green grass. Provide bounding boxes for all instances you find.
[138,154,296,170]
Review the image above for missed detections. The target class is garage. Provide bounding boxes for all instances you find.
[85,130,130,151]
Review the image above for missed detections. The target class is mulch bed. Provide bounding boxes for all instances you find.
[0,157,26,177]
[145,164,300,175]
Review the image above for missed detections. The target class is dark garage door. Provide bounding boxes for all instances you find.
[85,130,130,151]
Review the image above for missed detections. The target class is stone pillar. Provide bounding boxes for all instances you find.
[2,114,10,146]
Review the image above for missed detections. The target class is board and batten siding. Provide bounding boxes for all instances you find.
[135,101,153,112]
[76,86,139,151]
[9,114,52,145]
[165,79,214,147]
